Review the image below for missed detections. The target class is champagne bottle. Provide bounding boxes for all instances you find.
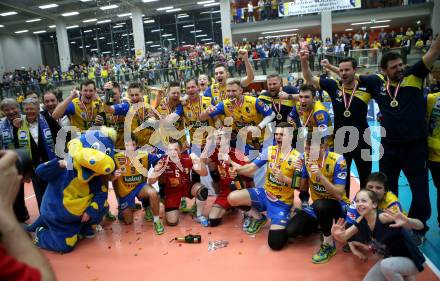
[175,234,202,243]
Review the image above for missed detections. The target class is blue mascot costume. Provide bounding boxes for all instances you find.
[28,127,116,253]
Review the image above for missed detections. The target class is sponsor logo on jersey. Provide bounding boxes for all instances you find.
[337,172,347,179]
[316,113,325,122]
[124,175,142,183]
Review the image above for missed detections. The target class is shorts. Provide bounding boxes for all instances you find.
[118,183,146,210]
[214,182,232,209]
[162,182,194,210]
[247,187,292,227]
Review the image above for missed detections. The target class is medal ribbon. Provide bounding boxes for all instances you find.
[189,96,202,122]
[386,78,401,102]
[341,81,357,111]
[78,98,94,122]
[300,109,313,127]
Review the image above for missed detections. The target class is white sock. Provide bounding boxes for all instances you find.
[153,216,159,223]
[196,199,205,217]
[247,208,262,220]
[323,235,334,246]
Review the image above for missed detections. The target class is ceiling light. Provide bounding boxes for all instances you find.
[201,38,212,41]
[84,29,93,33]
[370,25,390,29]
[197,0,215,4]
[168,38,175,41]
[113,25,123,28]
[162,34,172,37]
[261,28,298,34]
[151,29,163,32]
[100,5,118,10]
[0,25,4,28]
[97,19,111,24]
[107,42,112,45]
[99,37,105,39]
[83,18,97,23]
[183,24,194,28]
[190,30,202,33]
[205,3,220,7]
[166,8,182,13]
[66,25,79,29]
[1,11,18,16]
[14,30,28,34]
[200,11,211,14]
[33,30,46,34]
[26,18,41,23]
[39,4,58,9]
[210,10,221,13]
[157,6,173,11]
[144,19,155,23]
[215,20,221,23]
[351,19,391,26]
[196,34,208,37]
[142,0,159,2]
[177,14,190,18]
[146,41,153,44]
[70,41,76,44]
[345,28,353,31]
[62,11,79,17]
[150,44,160,47]
[90,48,98,51]
[49,25,56,28]
[117,13,131,17]
[80,0,93,2]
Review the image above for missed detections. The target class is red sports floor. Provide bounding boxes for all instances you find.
[24,178,439,281]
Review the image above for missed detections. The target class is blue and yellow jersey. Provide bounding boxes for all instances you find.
[289,100,333,147]
[113,101,154,148]
[205,83,226,105]
[346,191,403,224]
[155,98,185,145]
[113,152,160,198]
[105,110,125,150]
[253,145,301,204]
[65,97,102,131]
[209,96,273,147]
[179,96,214,146]
[301,151,349,203]
[427,92,440,162]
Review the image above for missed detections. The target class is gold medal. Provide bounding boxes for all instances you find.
[343,110,351,118]
[276,113,283,120]
[390,100,399,107]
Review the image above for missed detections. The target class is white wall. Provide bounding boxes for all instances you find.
[0,34,43,75]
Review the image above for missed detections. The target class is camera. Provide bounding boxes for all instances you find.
[15,149,34,179]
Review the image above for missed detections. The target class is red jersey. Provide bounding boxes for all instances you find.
[210,148,250,186]
[160,153,194,192]
[0,244,42,281]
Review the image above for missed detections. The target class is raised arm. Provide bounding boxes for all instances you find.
[239,49,255,87]
[299,48,320,88]
[52,88,78,120]
[423,34,440,68]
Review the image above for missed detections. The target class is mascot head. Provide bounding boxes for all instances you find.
[67,127,116,182]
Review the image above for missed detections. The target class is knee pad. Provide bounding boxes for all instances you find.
[196,185,208,201]
[209,218,222,227]
[268,229,287,251]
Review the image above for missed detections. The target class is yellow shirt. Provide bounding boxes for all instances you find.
[304,151,349,203]
[211,83,227,105]
[182,96,214,146]
[427,93,440,162]
[113,152,151,198]
[260,146,302,204]
[68,98,102,131]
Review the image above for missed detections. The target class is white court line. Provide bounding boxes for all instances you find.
[424,254,440,279]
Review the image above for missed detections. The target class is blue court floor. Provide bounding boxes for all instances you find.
[351,124,440,273]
